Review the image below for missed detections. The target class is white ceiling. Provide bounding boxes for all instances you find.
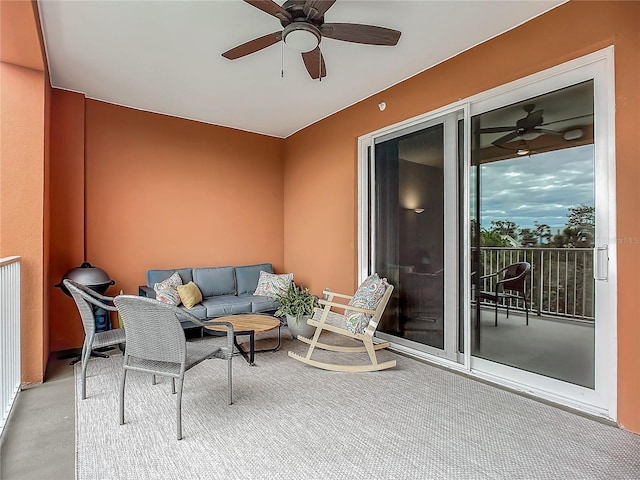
[38,0,565,138]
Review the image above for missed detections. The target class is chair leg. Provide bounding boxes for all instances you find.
[494,302,498,327]
[176,376,184,440]
[363,337,378,367]
[171,378,176,395]
[152,374,157,385]
[524,296,529,326]
[304,319,325,360]
[119,366,128,426]
[227,357,233,405]
[80,341,91,400]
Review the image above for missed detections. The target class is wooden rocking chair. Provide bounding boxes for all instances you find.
[288,283,395,372]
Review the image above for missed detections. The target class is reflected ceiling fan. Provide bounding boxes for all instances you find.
[480,104,562,147]
[221,0,402,79]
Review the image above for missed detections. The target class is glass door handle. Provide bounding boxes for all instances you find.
[593,244,609,281]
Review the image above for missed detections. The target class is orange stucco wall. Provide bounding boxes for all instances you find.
[48,90,86,352]
[83,101,285,298]
[283,1,639,432]
[1,0,47,384]
[0,0,44,71]
[0,63,46,384]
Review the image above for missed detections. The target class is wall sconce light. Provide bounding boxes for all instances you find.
[414,208,425,214]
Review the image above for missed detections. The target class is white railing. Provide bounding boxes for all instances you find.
[476,247,594,321]
[1,256,21,437]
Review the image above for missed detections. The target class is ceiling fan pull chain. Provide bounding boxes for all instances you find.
[318,46,321,82]
[281,41,284,78]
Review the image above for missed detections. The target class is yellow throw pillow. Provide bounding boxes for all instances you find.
[177,281,203,309]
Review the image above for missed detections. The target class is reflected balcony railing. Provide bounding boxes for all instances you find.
[475,247,594,321]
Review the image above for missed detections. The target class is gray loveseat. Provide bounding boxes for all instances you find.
[138,263,280,328]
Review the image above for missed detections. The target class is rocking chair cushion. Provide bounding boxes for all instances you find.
[344,274,388,333]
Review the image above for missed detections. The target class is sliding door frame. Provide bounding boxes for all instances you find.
[358,46,616,421]
[358,104,465,364]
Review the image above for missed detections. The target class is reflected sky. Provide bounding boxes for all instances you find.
[479,144,594,230]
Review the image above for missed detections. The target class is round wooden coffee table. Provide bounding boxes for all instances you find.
[204,314,281,365]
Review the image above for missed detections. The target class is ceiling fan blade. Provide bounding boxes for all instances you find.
[536,128,562,136]
[480,126,517,134]
[541,113,593,126]
[302,47,326,79]
[304,0,336,20]
[492,131,519,146]
[222,31,282,60]
[321,23,401,46]
[244,0,292,22]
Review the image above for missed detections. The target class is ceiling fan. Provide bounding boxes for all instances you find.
[480,104,562,147]
[221,0,402,79]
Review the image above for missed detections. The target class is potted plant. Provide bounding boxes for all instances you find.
[274,282,319,339]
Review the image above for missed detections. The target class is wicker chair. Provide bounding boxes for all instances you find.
[479,261,531,326]
[64,279,126,400]
[113,295,234,440]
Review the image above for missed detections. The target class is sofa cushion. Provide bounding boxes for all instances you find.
[177,281,203,309]
[153,272,183,306]
[201,296,252,318]
[146,268,192,288]
[253,271,293,298]
[235,263,273,295]
[238,293,279,313]
[193,267,236,297]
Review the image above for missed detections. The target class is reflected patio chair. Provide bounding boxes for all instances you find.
[64,279,126,400]
[113,295,234,440]
[288,275,395,372]
[479,262,531,326]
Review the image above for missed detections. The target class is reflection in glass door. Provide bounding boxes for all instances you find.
[469,81,597,388]
[371,112,460,361]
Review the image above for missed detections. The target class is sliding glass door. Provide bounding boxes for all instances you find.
[470,81,596,387]
[367,111,462,361]
[466,54,616,415]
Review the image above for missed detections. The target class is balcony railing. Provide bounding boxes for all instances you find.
[476,247,594,321]
[1,256,21,437]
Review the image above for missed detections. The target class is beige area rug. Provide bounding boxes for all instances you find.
[76,331,640,480]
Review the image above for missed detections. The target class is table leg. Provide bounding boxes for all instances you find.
[253,324,281,354]
[233,330,256,366]
[249,331,255,365]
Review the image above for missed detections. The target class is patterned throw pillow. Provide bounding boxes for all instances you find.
[344,273,389,334]
[253,271,294,298]
[154,272,183,306]
[177,281,203,309]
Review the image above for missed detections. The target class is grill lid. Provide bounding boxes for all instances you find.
[55,261,115,296]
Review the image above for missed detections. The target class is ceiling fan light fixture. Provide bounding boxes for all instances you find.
[516,141,530,156]
[283,23,320,52]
